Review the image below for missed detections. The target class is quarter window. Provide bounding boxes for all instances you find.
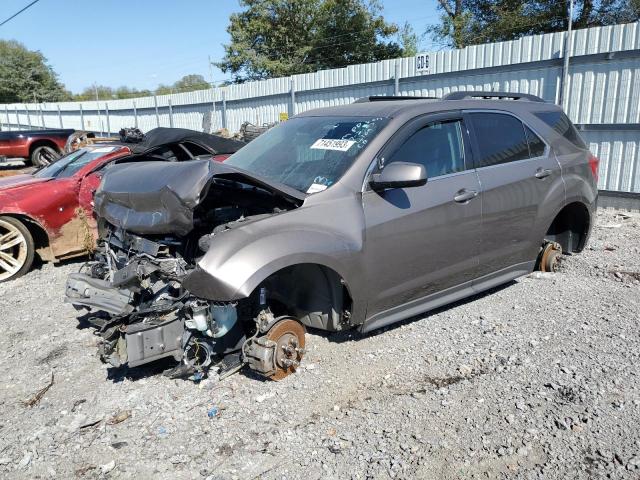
[386,120,465,178]
[534,111,586,149]
[469,113,529,167]
[524,125,546,158]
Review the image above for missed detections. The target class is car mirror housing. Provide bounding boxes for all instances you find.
[369,162,427,191]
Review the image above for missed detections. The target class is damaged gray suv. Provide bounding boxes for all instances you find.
[65,91,598,380]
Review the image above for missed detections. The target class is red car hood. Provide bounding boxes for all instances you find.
[0,174,51,192]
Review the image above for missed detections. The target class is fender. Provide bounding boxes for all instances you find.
[182,196,368,320]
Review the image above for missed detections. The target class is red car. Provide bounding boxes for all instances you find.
[0,128,245,282]
[0,128,75,166]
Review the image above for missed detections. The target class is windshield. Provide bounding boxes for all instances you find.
[225,116,389,193]
[34,146,121,179]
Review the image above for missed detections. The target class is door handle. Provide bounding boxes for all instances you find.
[454,189,478,203]
[535,168,552,179]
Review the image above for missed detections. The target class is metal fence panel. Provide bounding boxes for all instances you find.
[1,22,638,192]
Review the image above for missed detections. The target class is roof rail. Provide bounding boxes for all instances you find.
[442,91,546,103]
[353,95,437,103]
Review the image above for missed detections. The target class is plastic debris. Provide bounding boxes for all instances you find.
[207,407,220,419]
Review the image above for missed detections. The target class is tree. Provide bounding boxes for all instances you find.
[217,0,406,82]
[173,74,210,92]
[428,0,640,49]
[0,40,70,103]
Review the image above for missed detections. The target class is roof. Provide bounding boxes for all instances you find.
[295,96,562,121]
[126,128,246,155]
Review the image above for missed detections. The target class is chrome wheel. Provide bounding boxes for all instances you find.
[0,218,28,281]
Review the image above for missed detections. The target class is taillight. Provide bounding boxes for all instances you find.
[588,153,599,182]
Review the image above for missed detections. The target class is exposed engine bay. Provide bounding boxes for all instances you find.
[65,159,309,380]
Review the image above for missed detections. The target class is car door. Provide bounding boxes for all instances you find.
[362,112,482,319]
[465,111,562,281]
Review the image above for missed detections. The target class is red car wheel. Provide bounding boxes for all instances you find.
[0,217,35,282]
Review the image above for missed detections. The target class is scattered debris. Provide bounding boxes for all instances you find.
[100,460,116,474]
[74,465,97,476]
[207,407,221,419]
[107,410,131,425]
[23,371,54,407]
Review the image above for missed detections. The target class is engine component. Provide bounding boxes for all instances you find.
[245,317,306,380]
[65,273,134,315]
[100,313,185,368]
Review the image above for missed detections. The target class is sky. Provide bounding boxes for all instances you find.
[0,0,443,94]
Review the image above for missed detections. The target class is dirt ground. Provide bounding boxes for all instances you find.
[0,209,639,479]
[0,161,31,177]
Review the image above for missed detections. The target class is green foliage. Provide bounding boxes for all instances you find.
[73,75,209,101]
[217,0,407,82]
[0,40,70,103]
[429,0,640,49]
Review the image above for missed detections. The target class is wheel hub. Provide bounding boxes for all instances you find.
[265,319,306,380]
[540,241,562,272]
[0,218,27,281]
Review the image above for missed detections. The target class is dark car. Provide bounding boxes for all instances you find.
[0,128,245,282]
[66,92,598,381]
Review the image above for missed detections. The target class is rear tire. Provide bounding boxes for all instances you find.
[0,216,35,282]
[30,146,60,167]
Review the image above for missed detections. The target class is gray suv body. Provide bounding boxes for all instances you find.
[65,92,598,381]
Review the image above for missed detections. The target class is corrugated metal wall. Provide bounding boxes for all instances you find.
[1,22,639,192]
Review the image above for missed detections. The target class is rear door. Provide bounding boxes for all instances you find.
[363,112,482,318]
[466,110,562,281]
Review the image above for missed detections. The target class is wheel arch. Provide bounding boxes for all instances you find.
[28,139,62,156]
[0,213,54,262]
[259,262,355,331]
[544,200,592,253]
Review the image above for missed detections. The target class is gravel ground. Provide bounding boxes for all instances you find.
[0,209,639,479]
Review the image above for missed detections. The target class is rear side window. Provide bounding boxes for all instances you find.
[524,125,546,158]
[469,113,529,167]
[387,120,465,178]
[533,111,586,149]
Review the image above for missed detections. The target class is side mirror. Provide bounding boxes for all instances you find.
[369,162,427,191]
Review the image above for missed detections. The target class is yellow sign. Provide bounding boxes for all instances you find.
[279,112,289,122]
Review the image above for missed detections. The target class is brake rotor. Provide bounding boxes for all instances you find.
[265,318,306,381]
[540,242,562,272]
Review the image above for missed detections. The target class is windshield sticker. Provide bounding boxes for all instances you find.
[306,183,329,194]
[310,138,356,152]
[91,146,117,153]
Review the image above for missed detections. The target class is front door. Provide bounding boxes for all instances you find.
[362,113,482,320]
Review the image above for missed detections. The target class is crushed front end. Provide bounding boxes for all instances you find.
[65,159,306,380]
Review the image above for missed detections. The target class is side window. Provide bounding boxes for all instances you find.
[469,113,529,167]
[533,111,586,149]
[386,120,465,178]
[524,125,546,158]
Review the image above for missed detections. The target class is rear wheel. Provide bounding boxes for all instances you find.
[30,146,60,167]
[0,216,35,282]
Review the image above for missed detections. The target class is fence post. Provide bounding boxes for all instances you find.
[168,98,174,128]
[25,105,32,129]
[153,94,160,127]
[289,78,296,117]
[133,100,138,128]
[394,60,401,96]
[79,104,85,130]
[14,107,19,130]
[57,104,63,128]
[211,87,216,131]
[105,103,111,135]
[39,103,45,128]
[221,89,227,130]
[4,106,9,130]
